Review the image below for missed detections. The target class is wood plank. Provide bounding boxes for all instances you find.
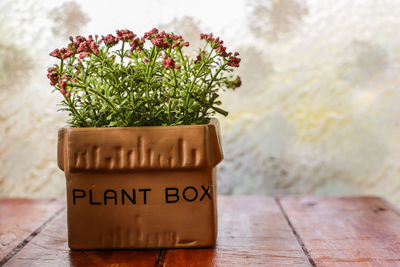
[4,210,161,267]
[279,196,400,266]
[163,195,311,266]
[0,198,64,263]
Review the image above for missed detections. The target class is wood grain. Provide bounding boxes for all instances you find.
[163,195,310,266]
[3,196,400,266]
[4,211,161,267]
[0,198,64,263]
[279,196,400,267]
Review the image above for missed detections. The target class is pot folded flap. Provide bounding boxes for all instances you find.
[57,128,66,171]
[58,122,223,172]
[207,119,223,167]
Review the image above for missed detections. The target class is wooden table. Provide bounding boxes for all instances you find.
[0,196,399,266]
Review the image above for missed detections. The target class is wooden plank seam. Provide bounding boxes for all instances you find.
[155,249,167,266]
[275,197,316,267]
[0,206,66,267]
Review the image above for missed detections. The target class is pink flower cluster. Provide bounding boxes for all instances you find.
[162,57,180,69]
[130,37,145,52]
[47,67,59,86]
[235,76,242,88]
[200,33,241,68]
[55,74,71,97]
[49,48,74,60]
[194,51,206,64]
[116,29,136,41]
[48,28,240,99]
[70,35,99,59]
[100,30,144,52]
[50,35,100,61]
[47,67,74,97]
[100,34,118,46]
[144,28,187,50]
[227,52,241,67]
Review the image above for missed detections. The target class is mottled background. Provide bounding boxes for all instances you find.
[1,0,400,205]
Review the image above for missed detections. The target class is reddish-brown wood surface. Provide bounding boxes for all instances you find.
[279,196,400,266]
[1,196,400,266]
[0,198,64,263]
[4,212,161,267]
[163,196,309,266]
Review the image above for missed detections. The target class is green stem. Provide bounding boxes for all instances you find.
[144,46,159,118]
[184,47,216,119]
[167,67,179,124]
[120,41,125,64]
[198,63,227,118]
[187,91,228,116]
[59,58,64,76]
[66,97,86,126]
[87,87,127,125]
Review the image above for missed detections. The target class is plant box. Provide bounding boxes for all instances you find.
[57,119,223,249]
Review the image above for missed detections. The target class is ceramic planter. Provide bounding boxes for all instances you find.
[57,119,223,250]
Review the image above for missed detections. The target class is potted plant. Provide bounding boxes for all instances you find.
[48,28,241,249]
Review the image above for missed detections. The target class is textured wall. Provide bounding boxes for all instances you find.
[1,0,400,204]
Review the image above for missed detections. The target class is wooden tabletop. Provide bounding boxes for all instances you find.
[0,196,399,266]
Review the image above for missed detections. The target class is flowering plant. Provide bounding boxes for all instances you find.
[47,29,241,127]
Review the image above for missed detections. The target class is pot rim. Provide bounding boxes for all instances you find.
[60,118,219,131]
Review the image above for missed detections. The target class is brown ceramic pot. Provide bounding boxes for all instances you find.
[57,119,223,250]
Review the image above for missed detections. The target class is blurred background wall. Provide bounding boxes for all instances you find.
[1,0,400,204]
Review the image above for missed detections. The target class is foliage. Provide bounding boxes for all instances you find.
[47,29,241,127]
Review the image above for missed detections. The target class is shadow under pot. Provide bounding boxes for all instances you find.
[57,119,223,249]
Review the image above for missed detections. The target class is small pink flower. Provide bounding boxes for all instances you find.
[162,57,175,69]
[200,33,223,45]
[60,89,66,95]
[143,28,159,40]
[194,54,202,64]
[151,36,170,49]
[65,91,71,98]
[49,49,61,59]
[61,48,74,59]
[47,68,59,86]
[227,56,241,67]
[89,40,99,54]
[143,58,150,63]
[116,29,136,41]
[101,34,118,46]
[216,45,229,57]
[79,52,90,59]
[59,80,67,91]
[76,35,87,43]
[77,42,90,53]
[130,38,144,51]
[235,76,241,88]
